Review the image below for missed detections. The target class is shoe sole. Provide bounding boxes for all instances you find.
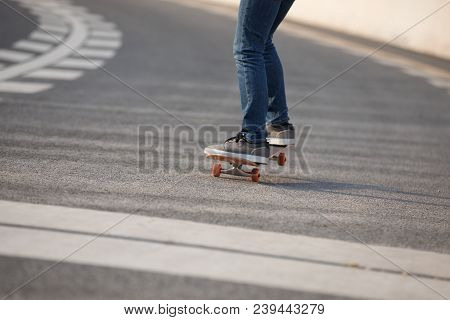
[267,137,295,146]
[204,147,268,165]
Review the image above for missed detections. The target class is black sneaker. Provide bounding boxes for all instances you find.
[204,132,270,164]
[266,123,295,146]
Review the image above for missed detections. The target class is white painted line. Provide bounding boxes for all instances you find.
[0,49,34,62]
[55,57,104,70]
[427,78,450,90]
[25,68,84,80]
[76,48,115,59]
[7,225,449,300]
[38,24,69,34]
[400,67,428,77]
[0,200,449,299]
[371,57,401,68]
[0,15,88,81]
[85,39,122,49]
[0,81,53,93]
[14,40,53,53]
[90,30,122,39]
[30,11,61,20]
[30,31,64,43]
[38,17,67,28]
[32,2,63,9]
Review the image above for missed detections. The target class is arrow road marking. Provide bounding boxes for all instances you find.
[0,0,122,94]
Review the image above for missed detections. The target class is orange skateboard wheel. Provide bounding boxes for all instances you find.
[251,168,260,182]
[212,163,222,177]
[277,152,286,166]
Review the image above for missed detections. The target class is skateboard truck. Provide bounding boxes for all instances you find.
[207,146,288,183]
[212,163,261,182]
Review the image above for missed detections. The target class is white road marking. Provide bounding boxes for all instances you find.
[55,57,104,70]
[30,31,64,43]
[0,200,449,299]
[0,15,88,81]
[401,67,429,77]
[38,24,69,34]
[90,30,122,38]
[427,77,450,89]
[85,39,122,49]
[0,81,53,93]
[0,49,34,63]
[24,68,83,80]
[76,48,115,59]
[3,0,121,93]
[14,40,53,53]
[38,18,67,28]
[29,11,61,20]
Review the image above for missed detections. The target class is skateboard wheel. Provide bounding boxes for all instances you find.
[251,168,260,182]
[278,153,286,166]
[212,163,222,177]
[211,163,222,177]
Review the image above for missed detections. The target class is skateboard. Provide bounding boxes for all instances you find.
[205,145,288,183]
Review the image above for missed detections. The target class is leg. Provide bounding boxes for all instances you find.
[233,0,282,143]
[265,0,295,125]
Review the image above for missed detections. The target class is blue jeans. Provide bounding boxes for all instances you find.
[234,0,295,143]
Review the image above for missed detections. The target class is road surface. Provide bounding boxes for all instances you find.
[0,0,449,299]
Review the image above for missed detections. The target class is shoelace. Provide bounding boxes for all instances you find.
[225,132,247,143]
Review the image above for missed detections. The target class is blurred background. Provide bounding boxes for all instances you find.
[210,0,450,59]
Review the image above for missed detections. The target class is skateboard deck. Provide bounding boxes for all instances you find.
[205,145,288,182]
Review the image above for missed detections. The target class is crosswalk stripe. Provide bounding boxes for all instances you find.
[55,57,104,70]
[90,30,122,38]
[0,49,34,63]
[24,68,84,80]
[14,40,53,53]
[0,81,53,93]
[0,200,449,299]
[30,11,61,20]
[38,18,67,28]
[85,39,122,49]
[30,31,65,43]
[76,48,115,59]
[38,24,69,34]
[31,1,63,9]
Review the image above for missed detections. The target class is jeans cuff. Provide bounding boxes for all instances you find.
[267,112,289,126]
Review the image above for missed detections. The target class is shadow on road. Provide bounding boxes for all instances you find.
[264,176,450,209]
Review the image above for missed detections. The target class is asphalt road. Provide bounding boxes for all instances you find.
[0,0,449,299]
